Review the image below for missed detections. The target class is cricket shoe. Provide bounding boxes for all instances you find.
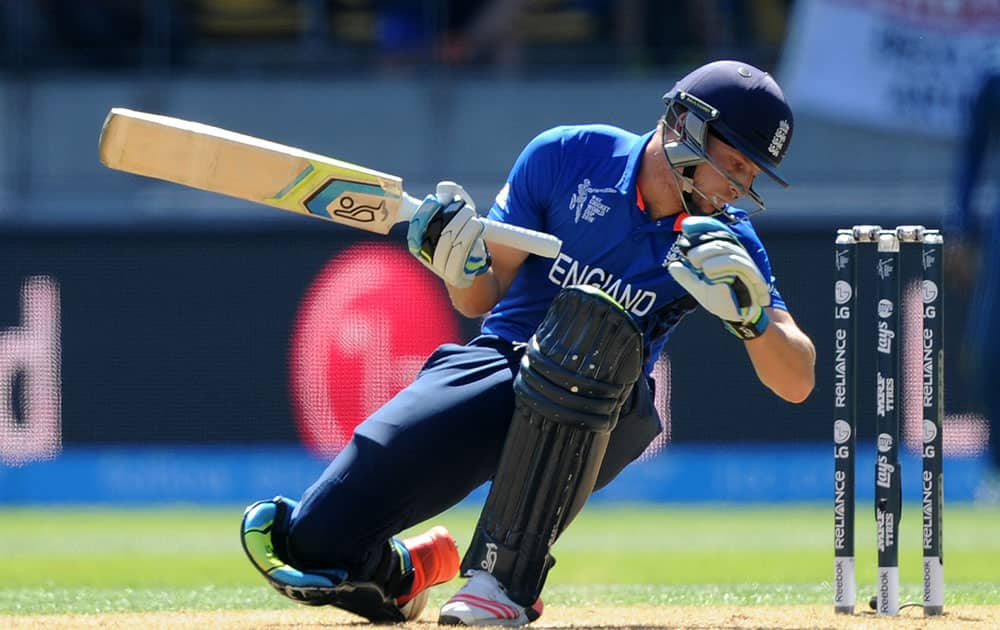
[438,570,544,626]
[241,497,459,623]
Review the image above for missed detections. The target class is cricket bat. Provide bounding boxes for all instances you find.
[98,108,561,258]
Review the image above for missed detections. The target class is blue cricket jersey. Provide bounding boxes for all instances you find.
[481,124,787,375]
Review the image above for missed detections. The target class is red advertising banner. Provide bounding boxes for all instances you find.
[288,242,459,457]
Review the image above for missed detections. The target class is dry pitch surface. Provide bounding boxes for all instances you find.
[8,606,1000,629]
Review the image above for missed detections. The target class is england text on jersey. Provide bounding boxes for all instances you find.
[547,252,657,316]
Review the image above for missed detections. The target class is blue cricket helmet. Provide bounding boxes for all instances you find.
[662,60,793,188]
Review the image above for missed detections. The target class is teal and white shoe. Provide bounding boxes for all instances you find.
[240,497,349,605]
[240,496,407,623]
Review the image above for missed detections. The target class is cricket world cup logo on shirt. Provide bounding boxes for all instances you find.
[569,178,617,224]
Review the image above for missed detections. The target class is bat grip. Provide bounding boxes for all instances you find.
[401,192,562,259]
[480,219,562,258]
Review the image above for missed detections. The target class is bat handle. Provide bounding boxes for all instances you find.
[401,192,562,259]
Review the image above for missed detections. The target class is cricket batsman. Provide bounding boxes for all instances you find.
[239,60,816,625]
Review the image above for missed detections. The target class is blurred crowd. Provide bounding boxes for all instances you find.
[0,0,794,73]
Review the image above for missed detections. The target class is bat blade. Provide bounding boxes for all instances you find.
[99,108,562,257]
[99,108,403,234]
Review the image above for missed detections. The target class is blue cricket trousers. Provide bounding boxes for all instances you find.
[286,335,661,576]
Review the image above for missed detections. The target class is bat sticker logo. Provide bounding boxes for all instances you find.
[305,179,392,224]
[331,196,386,224]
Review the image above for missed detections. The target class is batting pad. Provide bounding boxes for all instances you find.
[461,285,643,605]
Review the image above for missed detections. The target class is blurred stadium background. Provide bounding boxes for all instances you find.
[0,0,997,545]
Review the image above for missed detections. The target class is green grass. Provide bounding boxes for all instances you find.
[2,503,999,614]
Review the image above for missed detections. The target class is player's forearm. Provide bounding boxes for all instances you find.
[446,241,526,318]
[744,312,816,403]
[446,271,502,318]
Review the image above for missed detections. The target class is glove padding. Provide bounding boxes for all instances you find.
[667,216,771,339]
[407,181,491,288]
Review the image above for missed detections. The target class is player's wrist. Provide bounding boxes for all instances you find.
[724,306,770,340]
[446,270,500,317]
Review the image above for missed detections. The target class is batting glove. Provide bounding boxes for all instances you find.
[667,216,772,340]
[407,181,491,289]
